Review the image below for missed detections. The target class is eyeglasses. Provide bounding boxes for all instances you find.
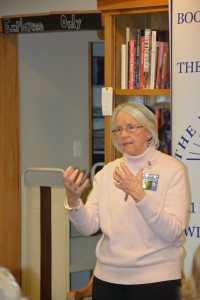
[112,125,143,136]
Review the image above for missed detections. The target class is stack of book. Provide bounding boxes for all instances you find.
[121,27,169,90]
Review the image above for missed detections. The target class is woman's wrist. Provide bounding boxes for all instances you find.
[64,197,81,211]
[132,190,147,203]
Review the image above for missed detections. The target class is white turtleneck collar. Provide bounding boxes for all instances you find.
[122,146,159,170]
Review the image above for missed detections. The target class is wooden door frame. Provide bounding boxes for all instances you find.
[0,33,20,283]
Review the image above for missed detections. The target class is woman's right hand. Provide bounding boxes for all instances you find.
[63,166,90,206]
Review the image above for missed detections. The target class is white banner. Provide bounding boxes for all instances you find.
[170,0,200,276]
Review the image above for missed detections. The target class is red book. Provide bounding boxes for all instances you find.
[126,27,140,88]
[160,42,169,89]
[154,107,161,131]
[134,29,141,89]
[139,35,145,89]
[155,42,164,89]
[128,40,135,89]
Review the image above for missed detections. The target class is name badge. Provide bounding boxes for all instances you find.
[142,173,159,191]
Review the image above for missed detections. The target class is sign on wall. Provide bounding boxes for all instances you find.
[1,12,103,34]
[170,0,200,276]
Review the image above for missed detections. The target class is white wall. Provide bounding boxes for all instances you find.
[19,30,101,186]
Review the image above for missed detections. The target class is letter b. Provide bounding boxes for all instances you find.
[177,12,185,24]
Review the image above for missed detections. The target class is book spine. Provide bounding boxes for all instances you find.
[150,30,157,89]
[139,35,145,89]
[155,42,164,89]
[121,44,126,89]
[128,40,135,89]
[144,28,151,89]
[165,54,170,89]
[158,42,164,88]
[160,42,169,89]
[154,107,161,131]
[126,27,140,89]
[158,108,171,155]
[155,42,161,89]
[135,29,141,89]
[125,27,130,89]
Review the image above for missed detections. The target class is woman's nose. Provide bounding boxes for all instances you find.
[121,128,129,136]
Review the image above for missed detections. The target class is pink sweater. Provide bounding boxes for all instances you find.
[69,146,189,284]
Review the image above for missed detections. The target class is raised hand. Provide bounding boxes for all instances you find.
[63,166,90,206]
[113,162,146,203]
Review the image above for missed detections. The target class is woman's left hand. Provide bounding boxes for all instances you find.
[113,162,146,203]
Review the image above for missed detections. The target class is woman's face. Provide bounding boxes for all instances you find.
[115,111,149,156]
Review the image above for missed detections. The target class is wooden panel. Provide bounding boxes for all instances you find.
[104,15,116,163]
[97,0,168,11]
[40,187,52,300]
[0,34,20,282]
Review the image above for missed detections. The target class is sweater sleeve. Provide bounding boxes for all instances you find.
[135,166,190,243]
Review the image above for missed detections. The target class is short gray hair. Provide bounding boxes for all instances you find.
[111,102,159,153]
[0,267,27,300]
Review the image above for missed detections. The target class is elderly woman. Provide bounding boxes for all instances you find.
[0,267,27,300]
[63,101,189,300]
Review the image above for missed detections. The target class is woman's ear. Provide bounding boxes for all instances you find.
[146,133,151,140]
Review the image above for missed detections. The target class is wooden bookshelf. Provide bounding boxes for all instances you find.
[97,0,168,11]
[115,89,170,96]
[97,0,170,163]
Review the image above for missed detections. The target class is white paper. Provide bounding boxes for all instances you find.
[101,87,113,116]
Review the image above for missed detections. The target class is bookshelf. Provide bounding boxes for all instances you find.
[97,0,170,163]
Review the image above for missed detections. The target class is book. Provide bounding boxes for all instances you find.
[154,106,161,131]
[125,28,169,90]
[158,108,171,155]
[150,30,157,89]
[143,28,151,89]
[139,34,145,89]
[165,52,170,88]
[126,27,141,89]
[121,44,126,89]
[128,40,135,89]
[153,106,171,154]
[156,30,169,88]
[160,42,169,89]
[155,41,164,89]
[134,29,141,89]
